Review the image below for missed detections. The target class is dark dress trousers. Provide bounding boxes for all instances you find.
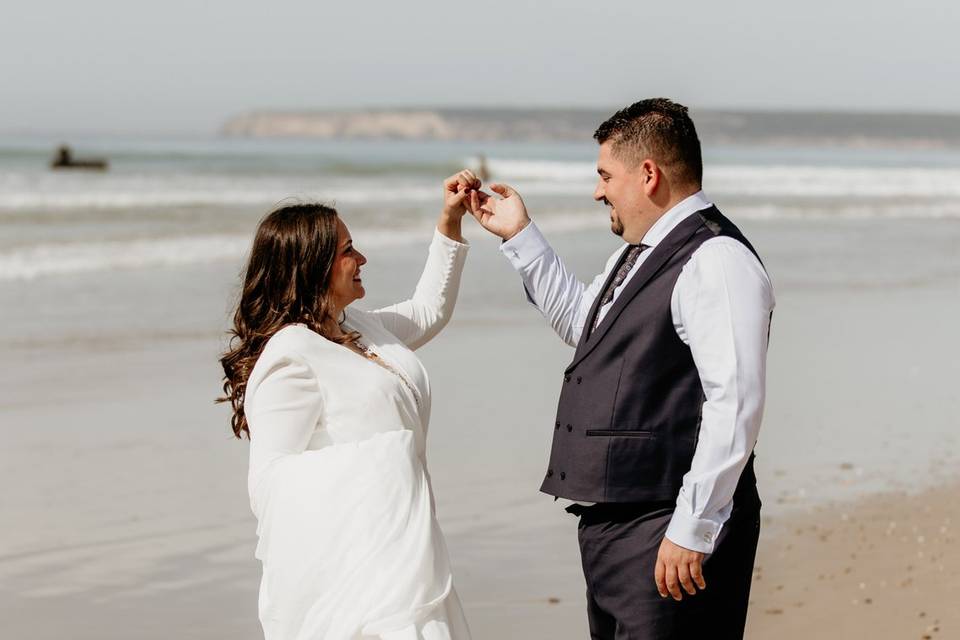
[544,206,765,640]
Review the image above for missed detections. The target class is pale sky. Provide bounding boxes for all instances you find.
[2,0,958,135]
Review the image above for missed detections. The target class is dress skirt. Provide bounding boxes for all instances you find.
[251,429,470,640]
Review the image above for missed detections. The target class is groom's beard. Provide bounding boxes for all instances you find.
[611,216,624,236]
[604,199,624,236]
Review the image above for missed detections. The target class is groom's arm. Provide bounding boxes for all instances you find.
[655,237,773,601]
[666,238,775,552]
[500,222,617,347]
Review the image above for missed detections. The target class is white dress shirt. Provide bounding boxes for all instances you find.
[500,192,775,554]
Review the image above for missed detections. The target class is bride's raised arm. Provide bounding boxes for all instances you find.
[369,170,478,350]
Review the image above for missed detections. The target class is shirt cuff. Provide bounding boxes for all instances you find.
[665,508,722,554]
[499,221,548,269]
[434,227,470,250]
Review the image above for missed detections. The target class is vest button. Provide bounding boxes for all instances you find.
[559,471,566,480]
[566,424,573,432]
[564,374,571,382]
[555,421,560,430]
[546,469,554,477]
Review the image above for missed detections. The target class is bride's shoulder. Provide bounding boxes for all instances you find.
[254,325,330,365]
[268,323,319,345]
[261,324,335,357]
[247,325,328,390]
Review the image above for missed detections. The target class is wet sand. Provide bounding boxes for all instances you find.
[1,219,958,638]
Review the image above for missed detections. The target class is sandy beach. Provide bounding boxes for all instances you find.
[748,483,960,639]
[2,213,958,638]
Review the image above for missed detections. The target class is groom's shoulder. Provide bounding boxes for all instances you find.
[694,205,764,265]
[695,205,740,236]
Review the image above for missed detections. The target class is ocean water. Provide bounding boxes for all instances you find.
[3,135,960,281]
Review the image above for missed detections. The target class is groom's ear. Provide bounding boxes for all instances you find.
[640,159,660,196]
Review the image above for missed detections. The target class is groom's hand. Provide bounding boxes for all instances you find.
[655,537,706,601]
[465,183,531,241]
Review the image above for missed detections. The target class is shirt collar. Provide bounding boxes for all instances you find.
[641,190,712,248]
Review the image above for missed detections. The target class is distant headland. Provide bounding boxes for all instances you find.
[221,107,960,148]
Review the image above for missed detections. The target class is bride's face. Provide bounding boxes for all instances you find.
[329,217,367,311]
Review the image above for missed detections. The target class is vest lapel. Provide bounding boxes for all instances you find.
[571,243,633,362]
[565,210,709,374]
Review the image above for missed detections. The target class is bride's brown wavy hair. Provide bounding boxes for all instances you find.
[218,203,360,439]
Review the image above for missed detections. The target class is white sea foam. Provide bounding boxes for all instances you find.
[4,163,960,212]
[705,165,960,198]
[0,235,251,280]
[485,158,596,182]
[3,196,959,282]
[5,150,960,281]
[489,159,960,198]
[0,172,437,211]
[0,227,442,281]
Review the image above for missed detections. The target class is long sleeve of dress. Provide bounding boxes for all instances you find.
[245,351,324,510]
[369,229,469,350]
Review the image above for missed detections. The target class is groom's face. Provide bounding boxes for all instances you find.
[593,142,650,243]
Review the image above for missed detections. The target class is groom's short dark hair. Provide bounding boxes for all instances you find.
[594,98,703,188]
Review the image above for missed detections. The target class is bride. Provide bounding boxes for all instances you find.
[219,171,480,639]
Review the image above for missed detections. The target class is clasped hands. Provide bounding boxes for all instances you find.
[441,170,530,241]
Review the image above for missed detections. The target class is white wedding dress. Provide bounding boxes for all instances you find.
[244,230,471,640]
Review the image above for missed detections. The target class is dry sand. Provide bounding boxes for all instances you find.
[747,485,959,639]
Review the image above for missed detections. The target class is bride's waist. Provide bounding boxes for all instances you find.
[248,427,428,519]
[305,423,420,450]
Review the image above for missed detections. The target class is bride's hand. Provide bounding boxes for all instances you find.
[442,170,481,220]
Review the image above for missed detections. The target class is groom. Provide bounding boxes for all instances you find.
[466,98,774,639]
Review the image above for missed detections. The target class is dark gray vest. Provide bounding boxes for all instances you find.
[541,206,762,503]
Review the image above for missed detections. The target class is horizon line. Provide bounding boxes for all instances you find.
[5,104,960,139]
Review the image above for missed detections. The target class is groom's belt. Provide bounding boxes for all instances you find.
[564,500,675,522]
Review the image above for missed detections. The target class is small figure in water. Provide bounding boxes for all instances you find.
[51,145,109,171]
[476,154,489,183]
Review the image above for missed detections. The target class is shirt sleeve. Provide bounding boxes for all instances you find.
[500,221,620,347]
[245,350,325,505]
[369,228,469,351]
[664,238,775,553]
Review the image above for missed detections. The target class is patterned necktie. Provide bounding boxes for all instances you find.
[591,243,650,334]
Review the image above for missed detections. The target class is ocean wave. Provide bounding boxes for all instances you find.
[0,173,437,211]
[526,202,960,234]
[0,228,439,281]
[0,235,251,280]
[488,159,960,198]
[484,158,596,181]
[5,162,960,212]
[3,197,959,281]
[705,165,960,198]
